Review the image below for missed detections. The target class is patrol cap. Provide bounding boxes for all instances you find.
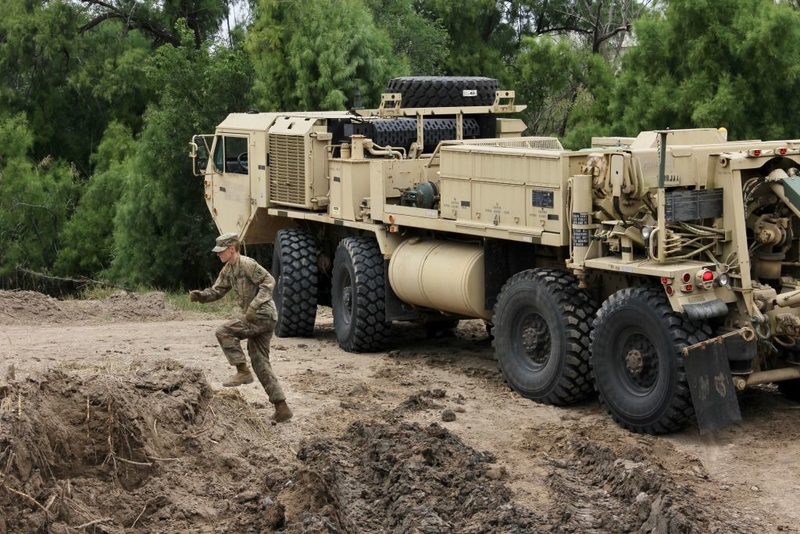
[212,232,239,253]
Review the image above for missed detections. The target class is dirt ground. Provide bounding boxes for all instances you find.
[0,290,799,533]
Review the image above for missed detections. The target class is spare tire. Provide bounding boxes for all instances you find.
[385,76,499,108]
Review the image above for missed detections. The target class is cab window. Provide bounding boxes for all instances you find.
[212,136,249,174]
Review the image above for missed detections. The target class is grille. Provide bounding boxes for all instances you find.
[461,137,564,150]
[269,134,306,205]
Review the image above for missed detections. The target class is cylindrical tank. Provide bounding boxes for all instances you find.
[570,174,594,266]
[388,238,490,320]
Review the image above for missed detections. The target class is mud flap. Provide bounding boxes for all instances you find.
[684,343,741,434]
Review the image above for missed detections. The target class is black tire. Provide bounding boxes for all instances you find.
[385,76,499,108]
[778,379,800,402]
[492,268,597,405]
[590,287,711,434]
[332,237,389,352]
[272,229,318,338]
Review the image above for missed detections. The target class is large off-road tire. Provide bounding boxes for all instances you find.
[385,76,499,108]
[492,268,597,405]
[590,286,711,434]
[272,229,318,338]
[332,237,389,352]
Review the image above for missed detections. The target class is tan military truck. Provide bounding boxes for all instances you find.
[190,76,800,434]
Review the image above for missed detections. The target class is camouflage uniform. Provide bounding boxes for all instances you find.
[194,239,286,404]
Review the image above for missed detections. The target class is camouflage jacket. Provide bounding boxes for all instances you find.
[197,255,278,321]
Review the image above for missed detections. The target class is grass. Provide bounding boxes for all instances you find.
[66,284,240,318]
[167,290,239,315]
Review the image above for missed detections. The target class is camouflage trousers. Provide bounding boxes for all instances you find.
[215,317,286,404]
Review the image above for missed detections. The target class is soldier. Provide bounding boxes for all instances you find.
[189,232,292,423]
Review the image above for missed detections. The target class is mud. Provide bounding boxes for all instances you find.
[0,290,797,533]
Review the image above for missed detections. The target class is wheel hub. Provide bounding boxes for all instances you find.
[621,333,658,389]
[625,349,644,375]
[521,314,551,365]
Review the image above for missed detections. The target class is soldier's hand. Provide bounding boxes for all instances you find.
[245,307,258,323]
[189,290,203,303]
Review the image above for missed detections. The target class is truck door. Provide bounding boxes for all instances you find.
[208,134,252,234]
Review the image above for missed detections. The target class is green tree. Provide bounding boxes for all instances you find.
[0,0,159,175]
[0,2,250,290]
[54,122,137,277]
[247,0,404,111]
[512,0,645,55]
[1,0,83,168]
[514,36,614,146]
[77,0,227,48]
[366,0,451,75]
[515,37,583,136]
[418,0,515,83]
[107,23,254,288]
[510,1,648,146]
[611,0,800,140]
[0,114,80,282]
[0,0,225,177]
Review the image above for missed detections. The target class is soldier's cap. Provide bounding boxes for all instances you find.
[212,232,239,253]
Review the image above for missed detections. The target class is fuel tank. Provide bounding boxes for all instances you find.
[388,238,490,320]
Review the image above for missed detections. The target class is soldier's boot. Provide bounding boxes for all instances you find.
[271,400,293,423]
[222,364,254,387]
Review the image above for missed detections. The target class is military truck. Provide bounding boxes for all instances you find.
[190,76,800,434]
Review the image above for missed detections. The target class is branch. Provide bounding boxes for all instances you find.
[74,517,113,529]
[4,486,53,520]
[76,0,181,47]
[537,25,592,36]
[134,20,181,47]
[598,24,631,45]
[79,0,119,11]
[78,12,124,35]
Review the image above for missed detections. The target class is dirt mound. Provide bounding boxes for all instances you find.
[0,361,766,534]
[0,290,177,325]
[289,421,541,533]
[0,361,222,533]
[0,293,796,533]
[0,362,541,534]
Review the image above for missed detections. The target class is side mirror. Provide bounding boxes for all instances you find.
[189,136,209,176]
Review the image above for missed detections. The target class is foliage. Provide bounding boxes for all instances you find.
[515,36,583,137]
[0,0,157,175]
[8,0,800,293]
[560,52,617,149]
[418,0,515,83]
[366,0,451,75]
[247,0,405,111]
[610,0,800,139]
[0,113,80,279]
[77,0,227,48]
[53,122,136,277]
[107,22,254,288]
[511,0,632,145]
